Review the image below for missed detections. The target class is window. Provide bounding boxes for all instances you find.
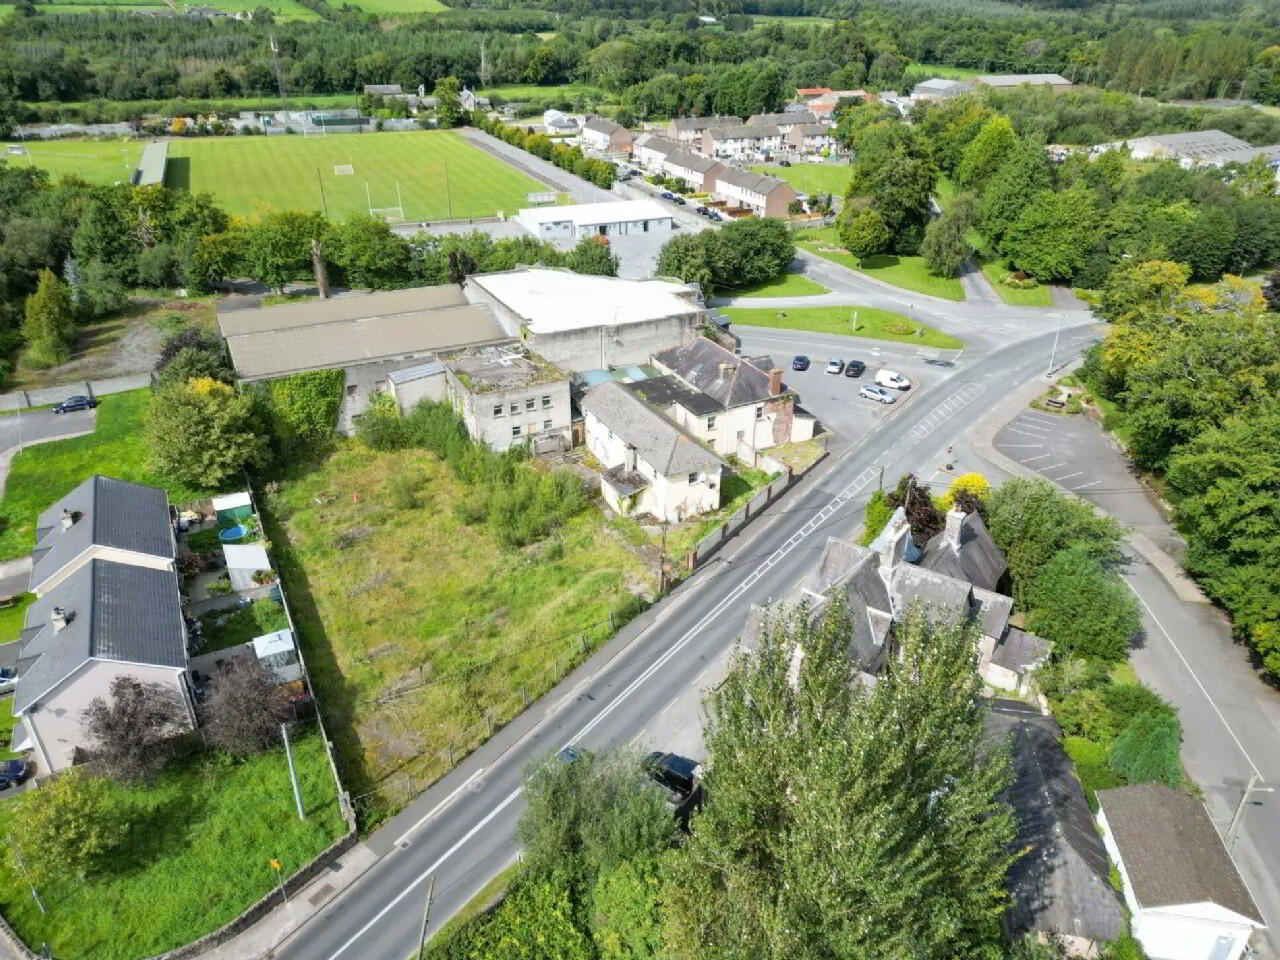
[706,416,716,430]
[512,425,522,438]
[543,419,552,430]
[688,472,699,484]
[525,397,535,411]
[509,403,519,415]
[492,404,503,417]
[541,395,552,408]
[755,406,764,420]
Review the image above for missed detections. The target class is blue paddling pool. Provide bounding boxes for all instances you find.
[218,524,247,542]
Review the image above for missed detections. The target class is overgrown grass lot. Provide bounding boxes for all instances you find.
[795,226,966,301]
[261,442,655,815]
[0,731,344,960]
[0,390,206,561]
[724,305,965,349]
[165,130,543,221]
[729,271,829,298]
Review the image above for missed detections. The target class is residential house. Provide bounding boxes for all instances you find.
[580,381,724,523]
[31,475,176,598]
[14,560,194,776]
[646,337,814,456]
[702,123,783,160]
[543,109,578,135]
[514,199,672,240]
[460,86,490,111]
[632,133,680,172]
[711,167,797,218]
[785,122,840,155]
[661,149,726,193]
[443,342,572,453]
[745,110,816,135]
[667,114,740,145]
[986,702,1129,953]
[803,92,870,121]
[1097,783,1266,960]
[975,73,1072,92]
[581,116,633,154]
[912,77,972,100]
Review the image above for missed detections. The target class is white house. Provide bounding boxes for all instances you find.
[711,167,797,218]
[442,342,572,454]
[632,133,680,172]
[660,149,726,192]
[580,116,633,154]
[514,199,672,240]
[745,110,816,136]
[702,123,783,160]
[1097,783,1266,960]
[543,109,578,135]
[786,122,840,155]
[580,381,724,523]
[667,114,740,145]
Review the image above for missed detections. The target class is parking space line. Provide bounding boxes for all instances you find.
[1073,480,1101,490]
[1052,471,1083,482]
[1019,454,1053,463]
[1005,428,1047,439]
[999,443,1043,448]
[1040,463,1067,470]
[1010,422,1050,434]
[1019,413,1059,426]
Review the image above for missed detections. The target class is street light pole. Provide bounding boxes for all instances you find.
[417,874,435,960]
[1046,313,1062,377]
[1226,773,1274,850]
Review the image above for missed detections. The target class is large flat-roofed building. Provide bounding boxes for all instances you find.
[464,268,705,372]
[443,342,571,453]
[514,200,673,241]
[1092,129,1253,165]
[975,72,1072,92]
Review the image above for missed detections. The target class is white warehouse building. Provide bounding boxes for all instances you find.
[513,199,674,241]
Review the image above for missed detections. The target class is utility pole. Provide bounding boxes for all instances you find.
[281,723,306,821]
[1046,313,1062,376]
[417,875,436,960]
[443,161,453,220]
[1226,774,1274,850]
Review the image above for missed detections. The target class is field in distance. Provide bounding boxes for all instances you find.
[161,130,544,221]
[8,0,445,18]
[2,139,143,184]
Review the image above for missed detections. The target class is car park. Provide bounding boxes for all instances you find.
[860,384,896,404]
[875,369,912,390]
[825,358,844,375]
[0,759,30,789]
[843,360,866,378]
[792,355,810,371]
[53,395,98,414]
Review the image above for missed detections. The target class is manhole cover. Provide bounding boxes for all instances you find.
[308,883,336,907]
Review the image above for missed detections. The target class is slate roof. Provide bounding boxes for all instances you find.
[707,123,781,141]
[991,625,1051,673]
[580,382,722,476]
[1097,783,1264,923]
[784,538,895,673]
[714,167,791,197]
[889,562,973,621]
[15,560,187,714]
[634,133,679,157]
[32,475,174,592]
[624,374,722,416]
[747,111,815,126]
[789,123,833,138]
[986,702,1129,943]
[583,116,626,136]
[918,509,1007,591]
[664,149,722,174]
[653,338,784,408]
[670,115,740,133]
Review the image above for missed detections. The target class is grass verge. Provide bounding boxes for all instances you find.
[0,730,345,960]
[724,305,964,349]
[661,464,776,560]
[427,861,521,953]
[795,227,965,301]
[0,390,207,562]
[729,272,829,298]
[979,259,1052,307]
[0,696,21,761]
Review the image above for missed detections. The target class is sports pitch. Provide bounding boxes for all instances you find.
[165,130,547,221]
[2,140,143,184]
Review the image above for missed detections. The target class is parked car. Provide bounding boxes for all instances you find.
[694,205,709,216]
[707,210,724,222]
[778,158,792,167]
[671,195,687,205]
[875,369,912,390]
[53,395,98,414]
[0,759,29,789]
[825,358,844,375]
[643,751,701,799]
[0,666,15,696]
[660,191,675,200]
[555,746,591,765]
[792,355,810,371]
[843,360,866,378]
[860,384,896,404]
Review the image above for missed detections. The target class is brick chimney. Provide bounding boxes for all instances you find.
[718,362,734,380]
[767,368,782,396]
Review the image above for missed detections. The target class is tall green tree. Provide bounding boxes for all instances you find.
[979,139,1052,246]
[326,214,412,289]
[838,206,890,265]
[8,770,123,885]
[146,377,268,488]
[921,206,974,278]
[663,599,1015,960]
[565,234,620,277]
[999,183,1100,282]
[241,211,327,294]
[433,75,463,128]
[22,268,76,367]
[955,115,1018,193]
[1025,545,1140,661]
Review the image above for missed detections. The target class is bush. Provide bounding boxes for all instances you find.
[262,369,344,460]
[859,489,892,545]
[1107,711,1182,788]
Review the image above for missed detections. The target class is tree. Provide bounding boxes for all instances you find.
[662,599,1015,960]
[999,183,1100,282]
[1107,711,1182,788]
[433,75,463,128]
[81,674,186,781]
[22,268,75,367]
[591,856,667,960]
[1025,545,1140,661]
[7,769,122,885]
[242,211,327,294]
[940,472,990,513]
[979,139,1052,245]
[327,214,412,289]
[838,206,890,264]
[183,229,243,293]
[146,377,268,488]
[887,473,944,546]
[203,657,293,756]
[955,115,1018,193]
[846,122,937,254]
[565,234,619,277]
[921,206,973,278]
[155,346,233,387]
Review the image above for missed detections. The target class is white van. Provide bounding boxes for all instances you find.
[875,369,912,390]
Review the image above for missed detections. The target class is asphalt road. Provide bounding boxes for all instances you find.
[0,406,95,451]
[272,324,1096,960]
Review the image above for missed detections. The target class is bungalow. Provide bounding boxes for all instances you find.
[667,114,740,145]
[580,381,724,523]
[543,109,578,135]
[661,149,726,193]
[711,167,796,218]
[1097,783,1267,960]
[786,122,840,155]
[581,116,633,154]
[702,123,783,160]
[633,133,680,172]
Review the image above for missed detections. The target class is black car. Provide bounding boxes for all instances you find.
[843,360,866,378]
[53,395,98,414]
[707,210,724,222]
[778,158,792,167]
[643,751,700,798]
[694,205,709,216]
[0,759,29,789]
[792,355,810,371]
[671,195,687,205]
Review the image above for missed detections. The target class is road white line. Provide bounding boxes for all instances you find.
[1052,471,1083,482]
[1012,420,1050,432]
[1073,480,1101,490]
[1019,454,1053,463]
[628,727,648,747]
[1040,462,1067,470]
[1019,413,1059,425]
[1125,583,1262,778]
[394,769,486,847]
[1004,428,1047,439]
[1000,443,1043,449]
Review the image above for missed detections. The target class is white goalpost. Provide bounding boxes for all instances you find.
[366,180,405,224]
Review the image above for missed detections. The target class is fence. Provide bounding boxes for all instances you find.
[0,372,152,411]
[687,467,795,570]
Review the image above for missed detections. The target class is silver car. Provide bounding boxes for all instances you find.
[860,384,897,404]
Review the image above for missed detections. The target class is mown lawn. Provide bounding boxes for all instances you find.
[0,390,207,562]
[980,259,1053,307]
[730,272,829,298]
[0,594,34,643]
[795,227,965,301]
[662,465,776,561]
[748,163,850,196]
[261,443,655,815]
[0,731,345,960]
[724,305,964,349]
[7,139,143,186]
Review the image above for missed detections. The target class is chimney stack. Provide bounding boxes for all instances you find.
[51,607,67,632]
[878,509,910,575]
[944,507,965,551]
[60,509,74,531]
[768,368,782,397]
[624,444,637,473]
[718,362,734,380]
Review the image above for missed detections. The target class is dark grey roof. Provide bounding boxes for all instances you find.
[580,382,722,476]
[986,702,1128,943]
[708,124,781,141]
[15,560,187,714]
[714,167,792,197]
[918,509,1007,592]
[670,115,740,133]
[625,375,722,417]
[584,116,626,137]
[992,626,1051,673]
[653,338,784,408]
[789,123,832,138]
[32,476,174,592]
[799,539,894,672]
[747,111,815,126]
[634,134,679,156]
[387,360,444,384]
[890,563,973,621]
[602,466,650,497]
[1097,783,1264,923]
[972,587,1014,639]
[664,149,722,174]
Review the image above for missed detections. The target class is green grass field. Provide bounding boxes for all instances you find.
[724,305,964,349]
[980,259,1052,307]
[2,139,142,185]
[796,227,966,301]
[0,731,345,960]
[749,162,850,196]
[0,594,34,644]
[731,272,829,298]
[165,130,544,221]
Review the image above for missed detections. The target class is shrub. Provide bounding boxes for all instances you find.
[1025,546,1140,661]
[263,369,344,460]
[1107,711,1182,788]
[859,489,893,545]
[940,472,989,512]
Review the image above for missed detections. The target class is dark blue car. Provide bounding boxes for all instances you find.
[792,355,810,371]
[0,759,30,789]
[53,395,98,414]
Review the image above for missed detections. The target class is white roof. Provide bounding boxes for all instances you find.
[470,269,699,334]
[223,542,271,570]
[251,628,294,659]
[211,491,252,511]
[517,200,670,230]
